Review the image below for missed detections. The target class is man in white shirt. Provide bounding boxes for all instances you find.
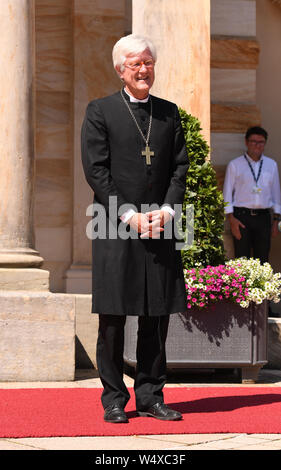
[223,126,281,264]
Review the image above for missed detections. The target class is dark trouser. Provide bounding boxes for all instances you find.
[233,207,271,264]
[96,314,170,411]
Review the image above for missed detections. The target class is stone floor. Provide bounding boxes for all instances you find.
[1,368,281,450]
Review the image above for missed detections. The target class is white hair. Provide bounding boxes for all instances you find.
[112,34,157,71]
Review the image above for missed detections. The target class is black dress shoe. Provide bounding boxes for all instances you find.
[137,403,182,421]
[104,404,128,423]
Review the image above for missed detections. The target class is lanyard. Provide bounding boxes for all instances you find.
[244,154,263,186]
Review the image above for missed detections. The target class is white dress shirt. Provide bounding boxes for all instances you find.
[223,153,281,215]
[120,88,175,223]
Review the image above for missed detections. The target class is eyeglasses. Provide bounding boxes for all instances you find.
[124,60,155,71]
[247,139,266,145]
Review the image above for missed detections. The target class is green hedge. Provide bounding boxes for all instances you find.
[179,108,226,268]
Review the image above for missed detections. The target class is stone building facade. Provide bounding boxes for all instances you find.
[0,0,281,378]
[30,0,281,299]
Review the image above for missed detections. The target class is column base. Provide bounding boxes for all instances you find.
[0,248,44,268]
[0,291,75,381]
[65,264,92,294]
[0,268,49,291]
[268,318,281,369]
[75,294,97,369]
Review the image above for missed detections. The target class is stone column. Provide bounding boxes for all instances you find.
[0,1,75,381]
[0,0,48,289]
[132,0,210,143]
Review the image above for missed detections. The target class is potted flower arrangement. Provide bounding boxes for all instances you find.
[184,258,281,310]
[164,111,281,382]
[160,257,281,383]
[124,257,281,383]
[123,111,281,383]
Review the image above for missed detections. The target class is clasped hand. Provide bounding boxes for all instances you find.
[128,210,172,238]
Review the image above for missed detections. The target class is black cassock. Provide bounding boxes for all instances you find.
[81,90,189,317]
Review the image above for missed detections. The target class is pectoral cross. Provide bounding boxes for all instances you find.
[142,145,154,166]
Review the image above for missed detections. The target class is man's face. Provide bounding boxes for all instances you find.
[117,48,155,99]
[246,134,266,160]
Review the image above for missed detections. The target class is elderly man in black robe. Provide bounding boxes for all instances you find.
[81,34,189,423]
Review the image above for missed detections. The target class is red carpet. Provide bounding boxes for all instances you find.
[1,387,281,438]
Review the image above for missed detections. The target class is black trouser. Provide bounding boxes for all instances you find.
[96,313,170,411]
[233,207,271,264]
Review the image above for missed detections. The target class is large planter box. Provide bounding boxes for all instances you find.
[124,301,268,383]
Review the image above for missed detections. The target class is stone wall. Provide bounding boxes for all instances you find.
[256,0,281,284]
[65,0,127,294]
[32,0,281,298]
[211,0,259,168]
[34,0,73,292]
[33,0,210,293]
[210,0,260,259]
[209,1,281,310]
[133,0,210,143]
[33,0,128,293]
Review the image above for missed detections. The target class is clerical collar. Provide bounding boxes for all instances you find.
[123,87,149,103]
[245,152,264,163]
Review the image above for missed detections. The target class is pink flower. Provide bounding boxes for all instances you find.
[184,262,251,308]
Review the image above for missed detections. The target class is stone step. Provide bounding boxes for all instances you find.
[0,291,75,381]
